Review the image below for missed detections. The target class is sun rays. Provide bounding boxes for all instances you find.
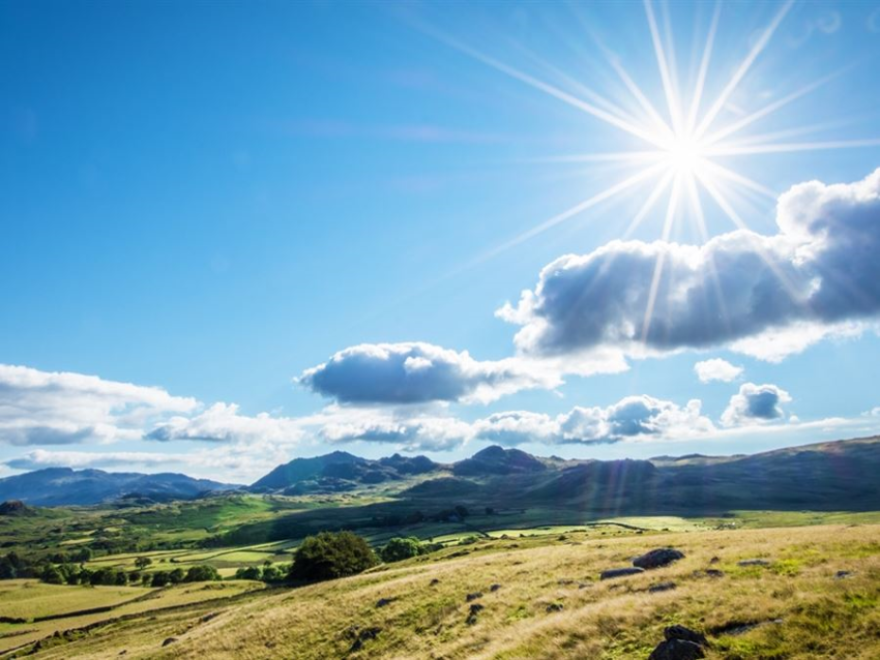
[423,0,880,341]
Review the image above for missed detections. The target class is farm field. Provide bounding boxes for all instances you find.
[0,580,265,655]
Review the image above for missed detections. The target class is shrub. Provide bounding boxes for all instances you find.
[90,567,127,586]
[184,565,220,582]
[235,566,263,580]
[40,564,65,584]
[150,571,170,587]
[261,564,284,582]
[288,531,378,583]
[380,537,423,563]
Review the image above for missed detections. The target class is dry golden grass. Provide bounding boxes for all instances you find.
[13,524,880,659]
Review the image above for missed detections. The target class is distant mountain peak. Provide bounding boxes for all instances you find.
[0,468,234,506]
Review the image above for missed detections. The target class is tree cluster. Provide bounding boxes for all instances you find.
[287,531,378,583]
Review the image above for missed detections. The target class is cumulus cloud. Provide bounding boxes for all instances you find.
[310,395,716,451]
[694,358,744,383]
[319,412,473,452]
[721,383,792,427]
[476,395,716,446]
[145,403,304,444]
[499,169,880,363]
[299,342,560,405]
[0,364,198,446]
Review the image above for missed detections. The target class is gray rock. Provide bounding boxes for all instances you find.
[648,639,706,660]
[634,548,685,570]
[466,591,483,602]
[350,627,381,652]
[162,638,178,647]
[546,603,564,612]
[665,625,708,647]
[600,567,645,580]
[648,581,676,593]
[489,583,501,592]
[466,603,484,625]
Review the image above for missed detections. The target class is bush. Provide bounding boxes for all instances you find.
[235,566,263,580]
[150,570,170,587]
[89,567,127,586]
[40,564,64,584]
[184,565,220,582]
[261,564,285,582]
[380,537,423,563]
[288,531,378,583]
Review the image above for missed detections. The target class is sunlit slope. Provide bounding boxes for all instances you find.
[23,524,880,659]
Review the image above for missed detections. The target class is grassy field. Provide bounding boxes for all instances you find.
[0,580,266,655]
[2,523,876,659]
[0,581,144,621]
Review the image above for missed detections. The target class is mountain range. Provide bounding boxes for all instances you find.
[0,468,233,506]
[2,435,879,509]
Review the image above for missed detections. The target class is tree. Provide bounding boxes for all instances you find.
[150,571,170,587]
[169,568,185,584]
[261,564,284,583]
[135,556,152,570]
[380,537,423,563]
[40,564,64,584]
[234,566,262,580]
[183,565,220,582]
[288,531,378,583]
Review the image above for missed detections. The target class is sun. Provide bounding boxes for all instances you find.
[426,0,880,339]
[429,0,880,256]
[664,133,706,178]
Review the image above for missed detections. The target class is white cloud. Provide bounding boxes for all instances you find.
[694,358,744,383]
[476,395,716,446]
[295,394,718,452]
[146,402,304,445]
[721,383,792,427]
[500,168,880,363]
[299,342,561,405]
[0,364,198,446]
[319,411,473,452]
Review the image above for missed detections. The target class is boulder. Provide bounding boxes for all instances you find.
[489,583,501,592]
[648,639,705,660]
[633,548,685,570]
[466,603,484,625]
[648,581,676,593]
[546,603,564,612]
[665,625,708,647]
[350,627,381,652]
[647,625,709,660]
[466,591,483,602]
[600,567,645,580]
[162,638,178,647]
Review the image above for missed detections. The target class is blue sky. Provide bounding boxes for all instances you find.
[2,1,880,483]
